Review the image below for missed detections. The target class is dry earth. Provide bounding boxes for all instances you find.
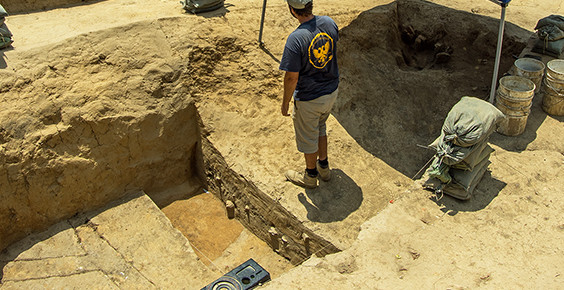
[0,0,563,288]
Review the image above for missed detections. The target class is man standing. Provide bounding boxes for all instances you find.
[280,0,339,189]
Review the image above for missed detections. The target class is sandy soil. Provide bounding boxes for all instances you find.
[1,0,563,288]
[161,192,294,279]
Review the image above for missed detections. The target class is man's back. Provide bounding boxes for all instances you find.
[280,15,339,101]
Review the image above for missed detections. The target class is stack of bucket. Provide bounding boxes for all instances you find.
[495,75,536,136]
[510,58,545,93]
[543,59,564,116]
[496,57,546,136]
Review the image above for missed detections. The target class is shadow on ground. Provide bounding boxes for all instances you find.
[298,169,363,223]
[0,220,75,283]
[430,171,507,215]
[490,95,564,151]
[489,94,545,152]
[0,43,13,69]
[0,193,143,283]
[185,2,233,18]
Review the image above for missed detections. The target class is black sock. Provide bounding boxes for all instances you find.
[318,158,329,168]
[306,168,318,177]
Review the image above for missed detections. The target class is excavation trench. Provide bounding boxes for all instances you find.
[0,0,532,282]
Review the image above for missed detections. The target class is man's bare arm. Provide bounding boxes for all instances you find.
[282,71,299,116]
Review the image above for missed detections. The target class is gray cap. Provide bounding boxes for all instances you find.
[286,0,311,9]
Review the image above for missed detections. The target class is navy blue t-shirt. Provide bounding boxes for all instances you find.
[279,16,339,101]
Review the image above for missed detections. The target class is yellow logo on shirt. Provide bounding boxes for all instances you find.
[308,33,334,69]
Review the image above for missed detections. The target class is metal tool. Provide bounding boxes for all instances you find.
[258,0,268,47]
[488,0,513,103]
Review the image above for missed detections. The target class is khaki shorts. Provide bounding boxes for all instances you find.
[292,89,338,154]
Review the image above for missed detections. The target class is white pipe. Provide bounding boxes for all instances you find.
[489,4,507,103]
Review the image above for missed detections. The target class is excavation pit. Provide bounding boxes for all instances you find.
[0,0,538,287]
[334,0,528,177]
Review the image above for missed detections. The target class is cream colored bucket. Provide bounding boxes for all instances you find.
[542,79,564,116]
[546,59,564,79]
[511,58,545,93]
[495,76,535,136]
[543,59,564,116]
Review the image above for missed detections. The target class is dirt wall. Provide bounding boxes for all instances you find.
[202,137,340,265]
[0,21,205,252]
[0,0,102,14]
[0,101,203,252]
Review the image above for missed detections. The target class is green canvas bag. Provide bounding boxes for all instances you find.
[0,23,12,49]
[180,0,225,13]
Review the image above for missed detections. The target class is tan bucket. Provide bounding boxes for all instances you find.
[545,73,564,90]
[496,89,534,110]
[542,79,564,116]
[543,59,564,116]
[498,76,536,99]
[546,59,564,79]
[495,96,532,136]
[511,58,545,93]
[495,76,535,136]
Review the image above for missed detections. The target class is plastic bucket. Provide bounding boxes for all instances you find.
[545,73,564,91]
[495,99,531,136]
[495,76,535,136]
[498,76,536,99]
[542,79,564,116]
[511,58,545,93]
[543,60,564,116]
[546,59,564,80]
[496,89,534,110]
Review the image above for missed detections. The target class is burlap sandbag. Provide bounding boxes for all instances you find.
[443,158,490,200]
[0,23,12,49]
[0,4,7,25]
[440,96,504,148]
[535,15,564,32]
[451,142,494,171]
